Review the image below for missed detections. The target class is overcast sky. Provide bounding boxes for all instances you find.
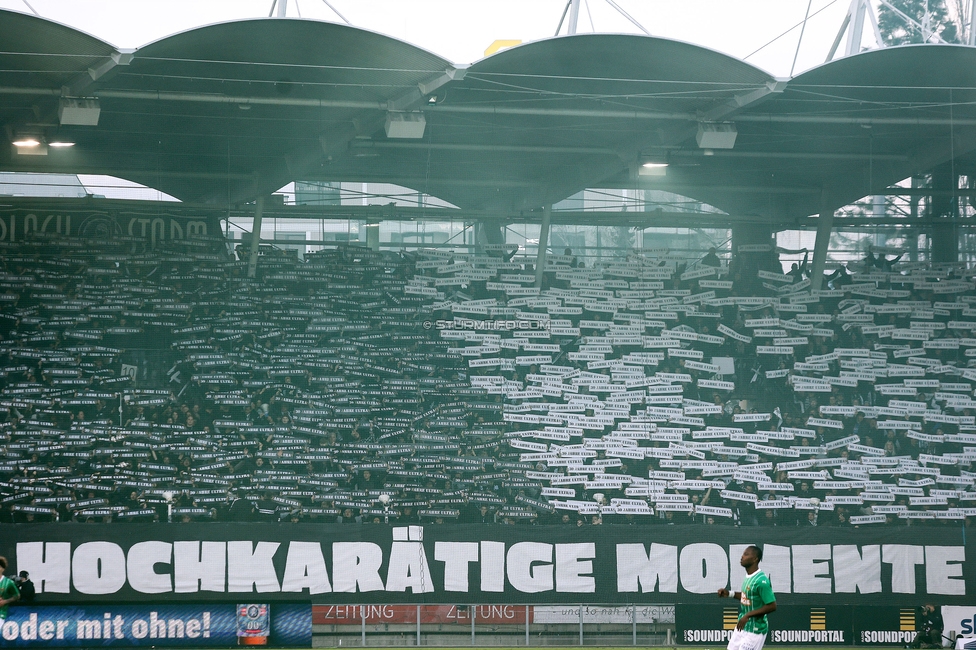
[0,0,865,77]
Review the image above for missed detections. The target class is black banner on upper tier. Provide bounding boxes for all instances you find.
[1,524,971,605]
[0,208,220,247]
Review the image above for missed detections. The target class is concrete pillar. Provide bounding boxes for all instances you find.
[932,222,959,263]
[908,176,921,262]
[809,207,835,293]
[475,221,505,253]
[535,205,552,288]
[930,163,959,263]
[246,195,266,279]
[731,223,773,253]
[366,222,380,251]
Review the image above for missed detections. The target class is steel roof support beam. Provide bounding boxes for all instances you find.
[865,3,885,51]
[0,163,255,180]
[535,204,552,288]
[809,198,834,293]
[604,0,652,36]
[971,0,976,46]
[701,80,787,123]
[320,176,535,189]
[827,0,880,60]
[567,0,581,35]
[828,0,944,60]
[845,0,869,56]
[877,0,948,44]
[320,0,351,25]
[351,141,619,156]
[225,66,463,204]
[2,85,975,127]
[826,11,852,62]
[63,49,133,98]
[247,195,266,278]
[732,113,976,127]
[666,149,908,162]
[632,182,819,195]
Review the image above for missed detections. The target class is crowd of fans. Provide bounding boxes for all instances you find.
[1,232,974,527]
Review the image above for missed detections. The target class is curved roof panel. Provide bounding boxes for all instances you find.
[331,34,778,211]
[0,10,117,90]
[656,44,976,218]
[0,16,455,203]
[790,42,976,89]
[464,33,774,113]
[0,9,117,149]
[118,18,452,103]
[0,11,974,224]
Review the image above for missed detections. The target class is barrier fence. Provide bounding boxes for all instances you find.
[3,603,975,647]
[308,604,953,647]
[311,603,672,647]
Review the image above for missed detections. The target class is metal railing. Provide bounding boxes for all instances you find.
[311,603,674,648]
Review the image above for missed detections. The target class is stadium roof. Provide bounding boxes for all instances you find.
[2,8,976,222]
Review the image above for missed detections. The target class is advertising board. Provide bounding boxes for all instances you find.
[0,604,310,648]
[676,605,851,644]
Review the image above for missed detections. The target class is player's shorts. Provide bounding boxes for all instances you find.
[728,629,766,650]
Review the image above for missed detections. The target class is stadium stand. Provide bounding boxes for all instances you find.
[1,232,975,528]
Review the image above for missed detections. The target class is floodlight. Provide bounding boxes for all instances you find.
[385,111,426,139]
[638,160,668,177]
[12,135,47,155]
[59,97,101,126]
[696,122,737,149]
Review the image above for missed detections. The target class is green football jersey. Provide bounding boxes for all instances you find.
[739,570,775,635]
[0,575,19,620]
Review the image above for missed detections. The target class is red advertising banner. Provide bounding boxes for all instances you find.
[313,605,528,625]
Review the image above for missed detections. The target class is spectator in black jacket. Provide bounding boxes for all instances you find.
[14,571,33,604]
[911,604,944,649]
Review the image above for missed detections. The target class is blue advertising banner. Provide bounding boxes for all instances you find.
[0,604,311,647]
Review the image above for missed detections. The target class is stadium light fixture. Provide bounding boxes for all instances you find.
[638,155,668,177]
[696,122,737,149]
[59,97,101,126]
[385,111,427,139]
[11,134,47,156]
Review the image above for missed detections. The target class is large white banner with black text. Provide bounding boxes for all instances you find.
[1,525,970,605]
